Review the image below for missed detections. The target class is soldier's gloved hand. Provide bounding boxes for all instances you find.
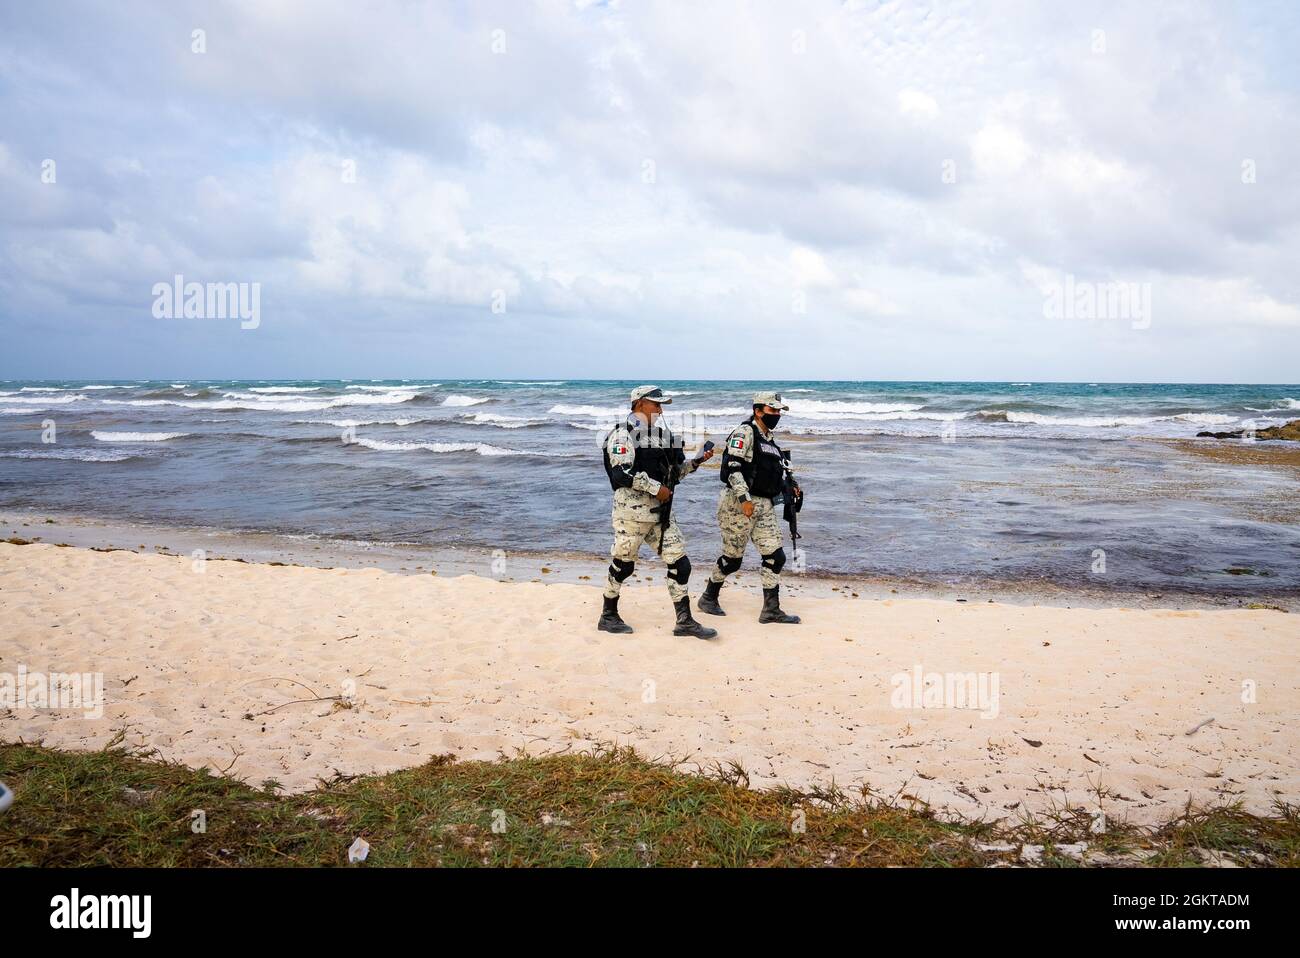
[741,500,754,518]
[655,486,673,502]
[697,447,715,462]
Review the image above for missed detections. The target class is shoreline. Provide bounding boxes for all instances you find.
[3,538,1296,825]
[4,509,1296,612]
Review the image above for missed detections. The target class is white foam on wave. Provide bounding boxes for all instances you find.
[92,431,190,442]
[459,413,545,428]
[549,404,624,417]
[0,447,139,462]
[346,383,441,392]
[788,400,926,418]
[353,437,536,457]
[102,391,418,413]
[441,394,491,407]
[1,395,80,405]
[998,411,1241,428]
[247,386,321,394]
[300,417,423,427]
[784,410,966,426]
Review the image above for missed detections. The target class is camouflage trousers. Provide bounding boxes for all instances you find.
[604,508,690,602]
[710,493,784,588]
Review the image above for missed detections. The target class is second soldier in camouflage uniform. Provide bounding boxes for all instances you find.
[598,385,717,639]
[697,391,801,624]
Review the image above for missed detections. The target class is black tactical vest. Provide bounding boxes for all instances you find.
[721,417,786,499]
[603,421,684,491]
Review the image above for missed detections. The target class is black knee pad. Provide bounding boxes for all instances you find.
[609,558,635,582]
[666,555,691,584]
[761,548,786,574]
[716,555,742,575]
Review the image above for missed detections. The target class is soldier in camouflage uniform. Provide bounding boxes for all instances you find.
[598,385,717,639]
[697,391,801,624]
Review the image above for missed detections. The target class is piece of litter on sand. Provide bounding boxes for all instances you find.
[1185,717,1215,736]
[348,837,370,863]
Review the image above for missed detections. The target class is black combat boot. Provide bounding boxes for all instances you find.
[697,579,726,616]
[758,586,801,624]
[673,597,718,639]
[598,595,634,634]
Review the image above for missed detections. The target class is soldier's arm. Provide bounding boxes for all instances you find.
[607,428,662,495]
[720,425,755,501]
[678,444,703,478]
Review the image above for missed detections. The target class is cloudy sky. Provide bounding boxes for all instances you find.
[2,0,1297,382]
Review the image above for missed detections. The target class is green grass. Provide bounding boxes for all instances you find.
[1,740,1296,867]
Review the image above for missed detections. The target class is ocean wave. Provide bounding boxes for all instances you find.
[0,447,141,462]
[247,386,321,393]
[0,395,80,405]
[91,431,190,442]
[1173,413,1239,426]
[102,391,418,413]
[793,399,926,414]
[549,404,625,417]
[352,437,537,457]
[457,413,546,429]
[441,394,491,407]
[346,383,441,392]
[664,406,749,417]
[298,417,424,427]
[998,411,1241,428]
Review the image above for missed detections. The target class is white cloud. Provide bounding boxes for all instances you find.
[0,0,1298,380]
[898,89,940,119]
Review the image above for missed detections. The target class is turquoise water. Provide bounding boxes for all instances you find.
[1,379,1297,595]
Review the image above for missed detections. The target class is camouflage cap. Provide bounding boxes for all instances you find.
[752,390,789,410]
[630,385,671,405]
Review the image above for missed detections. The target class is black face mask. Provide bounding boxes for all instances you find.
[760,413,781,430]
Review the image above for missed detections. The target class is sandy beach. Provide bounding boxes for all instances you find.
[3,540,1295,825]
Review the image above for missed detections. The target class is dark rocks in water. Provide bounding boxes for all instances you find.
[1196,418,1300,441]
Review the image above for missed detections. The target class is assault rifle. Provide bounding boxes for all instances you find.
[780,452,803,548]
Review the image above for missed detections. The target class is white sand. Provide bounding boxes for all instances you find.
[2,542,1296,823]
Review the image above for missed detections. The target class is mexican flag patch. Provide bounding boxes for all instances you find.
[613,443,629,455]
[728,437,746,451]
